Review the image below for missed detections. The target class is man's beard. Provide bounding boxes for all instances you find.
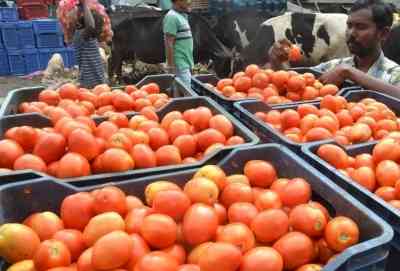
[347,38,374,58]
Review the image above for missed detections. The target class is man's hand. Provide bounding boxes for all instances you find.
[319,65,352,86]
[268,39,292,68]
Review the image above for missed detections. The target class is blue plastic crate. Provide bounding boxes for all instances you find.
[32,19,62,35]
[7,50,25,75]
[0,22,18,49]
[23,48,40,74]
[0,7,18,22]
[303,141,400,271]
[0,49,9,76]
[65,46,75,67]
[35,33,64,48]
[17,21,35,49]
[0,144,394,271]
[38,47,68,70]
[234,90,400,150]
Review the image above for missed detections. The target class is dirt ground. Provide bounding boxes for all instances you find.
[0,76,43,96]
[0,76,44,104]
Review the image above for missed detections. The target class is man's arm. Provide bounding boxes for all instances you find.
[320,65,400,98]
[163,14,178,72]
[164,34,176,71]
[82,0,95,30]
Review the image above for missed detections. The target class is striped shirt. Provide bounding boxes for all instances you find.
[73,30,105,89]
[314,51,400,86]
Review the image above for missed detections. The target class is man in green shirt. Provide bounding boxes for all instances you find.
[163,0,194,87]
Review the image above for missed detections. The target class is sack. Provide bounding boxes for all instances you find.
[57,0,113,43]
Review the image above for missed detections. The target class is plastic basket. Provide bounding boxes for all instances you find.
[192,67,360,112]
[32,19,62,35]
[0,96,259,186]
[233,90,400,151]
[0,74,198,118]
[23,48,40,74]
[0,49,9,76]
[18,4,48,20]
[38,47,68,70]
[7,50,25,75]
[0,144,393,271]
[302,141,400,271]
[17,21,35,49]
[0,7,18,22]
[35,33,64,48]
[16,0,46,6]
[0,22,18,49]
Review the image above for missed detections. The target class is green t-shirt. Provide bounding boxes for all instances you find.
[163,9,194,70]
[159,0,172,10]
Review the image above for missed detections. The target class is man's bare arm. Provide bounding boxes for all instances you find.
[320,65,400,99]
[165,34,176,70]
[347,68,400,98]
[82,0,95,30]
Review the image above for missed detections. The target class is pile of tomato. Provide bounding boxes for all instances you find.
[318,137,400,209]
[0,106,245,178]
[207,64,339,104]
[18,83,171,119]
[0,162,360,271]
[255,94,400,144]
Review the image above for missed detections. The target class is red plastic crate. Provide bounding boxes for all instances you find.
[16,0,45,7]
[18,4,48,20]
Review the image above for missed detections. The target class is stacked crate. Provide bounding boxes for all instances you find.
[17,0,48,20]
[0,18,76,76]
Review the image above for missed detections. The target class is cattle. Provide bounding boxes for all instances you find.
[384,24,400,66]
[231,12,351,74]
[229,12,400,76]
[212,3,314,53]
[109,8,233,80]
[213,10,272,53]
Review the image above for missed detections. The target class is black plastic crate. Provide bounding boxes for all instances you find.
[233,90,400,151]
[0,74,198,118]
[191,67,360,112]
[0,96,258,186]
[0,144,393,271]
[302,141,400,271]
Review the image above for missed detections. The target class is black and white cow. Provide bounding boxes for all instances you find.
[232,12,351,73]
[384,24,400,65]
[212,3,314,53]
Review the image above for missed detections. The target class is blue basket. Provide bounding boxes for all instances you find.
[0,22,18,50]
[233,90,400,151]
[303,141,400,271]
[35,33,64,48]
[23,48,40,74]
[0,7,18,22]
[7,50,25,75]
[65,46,75,68]
[0,97,257,186]
[32,19,62,35]
[0,49,9,76]
[0,144,393,271]
[17,21,35,49]
[38,47,68,70]
[192,67,359,112]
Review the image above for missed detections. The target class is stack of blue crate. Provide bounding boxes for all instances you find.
[0,17,76,76]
